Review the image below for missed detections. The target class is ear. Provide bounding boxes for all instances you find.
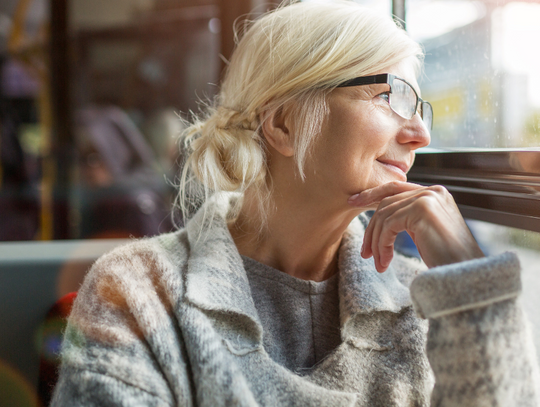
[261,107,295,157]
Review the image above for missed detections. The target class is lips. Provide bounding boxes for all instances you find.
[376,159,410,178]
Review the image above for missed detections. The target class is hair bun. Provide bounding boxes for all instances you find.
[184,106,266,193]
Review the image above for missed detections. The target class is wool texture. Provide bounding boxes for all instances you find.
[411,255,540,406]
[51,192,540,406]
[241,255,341,373]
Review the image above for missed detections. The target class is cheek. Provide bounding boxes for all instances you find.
[315,101,396,187]
[328,102,392,149]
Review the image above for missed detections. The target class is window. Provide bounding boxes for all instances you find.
[405,0,540,233]
[409,0,540,150]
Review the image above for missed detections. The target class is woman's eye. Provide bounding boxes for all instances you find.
[377,92,390,103]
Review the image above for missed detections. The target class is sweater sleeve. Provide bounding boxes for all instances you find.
[410,252,540,406]
[51,241,192,407]
[52,367,171,406]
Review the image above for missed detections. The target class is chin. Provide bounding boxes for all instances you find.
[375,173,407,186]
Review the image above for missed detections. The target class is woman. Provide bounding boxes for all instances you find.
[52,2,540,406]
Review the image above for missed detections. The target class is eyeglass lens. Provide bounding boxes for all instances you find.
[390,78,432,131]
[421,101,433,131]
[390,78,417,120]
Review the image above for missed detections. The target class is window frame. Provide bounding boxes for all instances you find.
[409,150,540,233]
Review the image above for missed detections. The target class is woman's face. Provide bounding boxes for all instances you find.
[301,62,431,209]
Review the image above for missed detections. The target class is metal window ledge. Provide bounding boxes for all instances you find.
[408,151,540,233]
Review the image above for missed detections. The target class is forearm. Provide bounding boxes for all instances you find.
[411,252,540,406]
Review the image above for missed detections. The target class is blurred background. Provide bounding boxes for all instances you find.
[1,0,540,406]
[0,0,225,242]
[2,0,540,243]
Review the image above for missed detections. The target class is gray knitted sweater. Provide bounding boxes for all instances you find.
[52,193,540,406]
[241,255,341,373]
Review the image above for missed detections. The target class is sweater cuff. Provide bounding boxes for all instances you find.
[410,252,521,319]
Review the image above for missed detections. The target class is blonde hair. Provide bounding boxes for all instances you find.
[179,0,423,225]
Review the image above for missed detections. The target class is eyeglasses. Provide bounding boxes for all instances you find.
[337,73,433,132]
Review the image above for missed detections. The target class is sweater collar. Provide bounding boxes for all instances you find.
[183,193,412,347]
[184,193,263,348]
[337,216,412,339]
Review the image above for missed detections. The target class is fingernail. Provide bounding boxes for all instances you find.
[348,194,361,205]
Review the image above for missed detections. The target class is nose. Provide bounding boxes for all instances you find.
[396,113,431,150]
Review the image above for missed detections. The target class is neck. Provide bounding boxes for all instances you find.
[229,189,359,282]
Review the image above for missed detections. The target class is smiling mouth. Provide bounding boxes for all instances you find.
[376,159,409,179]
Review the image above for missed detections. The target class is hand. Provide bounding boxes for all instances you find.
[348,181,485,273]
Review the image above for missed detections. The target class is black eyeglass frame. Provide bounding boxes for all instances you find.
[337,73,433,130]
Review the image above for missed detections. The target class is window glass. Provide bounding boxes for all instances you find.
[408,0,540,149]
[468,219,540,365]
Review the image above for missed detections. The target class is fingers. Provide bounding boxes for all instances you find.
[360,182,484,272]
[362,197,421,272]
[348,181,424,208]
[373,208,412,273]
[360,184,452,273]
[361,187,425,261]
